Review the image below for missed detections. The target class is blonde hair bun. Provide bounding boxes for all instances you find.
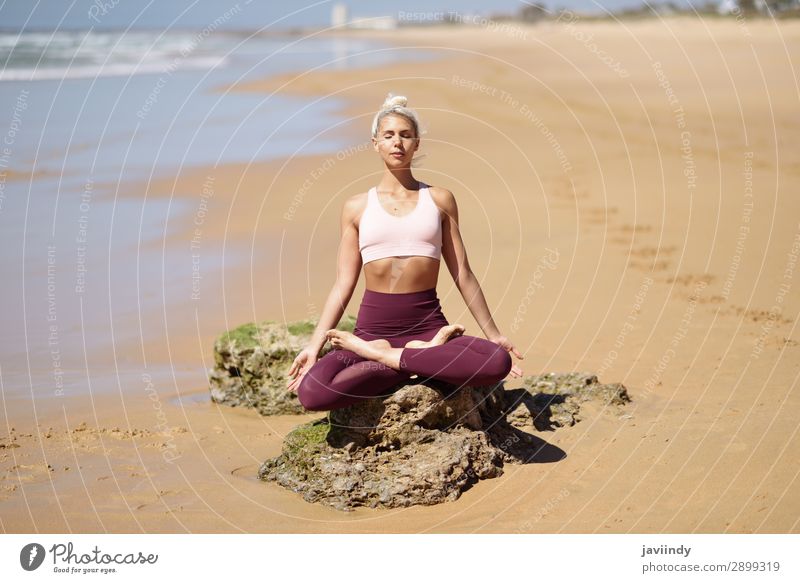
[382,94,408,109]
[371,92,423,138]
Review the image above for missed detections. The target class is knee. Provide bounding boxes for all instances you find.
[488,347,513,380]
[296,374,333,412]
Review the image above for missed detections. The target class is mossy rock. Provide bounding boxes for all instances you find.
[258,373,633,511]
[258,383,519,511]
[217,322,261,350]
[208,315,356,415]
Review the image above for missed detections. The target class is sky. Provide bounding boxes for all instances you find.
[0,0,710,31]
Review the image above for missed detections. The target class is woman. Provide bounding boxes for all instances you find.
[286,94,523,411]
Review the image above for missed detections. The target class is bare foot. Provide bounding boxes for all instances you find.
[326,330,401,367]
[404,324,465,349]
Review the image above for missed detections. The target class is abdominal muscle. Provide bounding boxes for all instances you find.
[363,256,440,293]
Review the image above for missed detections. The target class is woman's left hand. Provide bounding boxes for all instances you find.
[488,334,524,379]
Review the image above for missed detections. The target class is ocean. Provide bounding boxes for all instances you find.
[0,26,433,399]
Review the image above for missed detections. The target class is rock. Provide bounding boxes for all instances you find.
[258,372,632,511]
[503,372,631,431]
[208,315,356,415]
[258,382,547,511]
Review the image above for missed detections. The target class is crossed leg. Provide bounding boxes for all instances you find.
[399,333,513,386]
[296,346,413,411]
[297,324,466,411]
[326,327,512,389]
[328,324,465,356]
[297,324,511,412]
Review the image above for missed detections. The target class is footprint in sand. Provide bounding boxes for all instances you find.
[628,245,677,258]
[666,273,716,286]
[128,488,195,513]
[627,245,678,272]
[0,482,19,501]
[549,176,592,201]
[582,206,619,225]
[628,258,671,272]
[618,223,653,234]
[2,462,54,485]
[609,224,655,246]
[230,465,262,482]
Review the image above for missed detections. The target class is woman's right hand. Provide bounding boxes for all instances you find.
[286,347,318,393]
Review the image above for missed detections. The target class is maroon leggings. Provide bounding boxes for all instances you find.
[297,288,512,411]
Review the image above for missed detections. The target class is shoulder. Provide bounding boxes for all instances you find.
[342,190,369,226]
[427,185,457,215]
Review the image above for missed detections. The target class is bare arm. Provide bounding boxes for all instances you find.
[438,187,524,375]
[438,188,502,339]
[305,195,363,354]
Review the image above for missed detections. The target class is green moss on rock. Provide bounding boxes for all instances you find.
[220,315,356,350]
[209,315,357,416]
[286,320,316,336]
[285,418,331,455]
[219,322,261,349]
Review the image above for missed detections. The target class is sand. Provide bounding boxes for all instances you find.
[2,16,799,533]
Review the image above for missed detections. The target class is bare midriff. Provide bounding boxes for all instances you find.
[363,256,440,293]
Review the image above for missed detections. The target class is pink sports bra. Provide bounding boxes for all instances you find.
[358,182,442,265]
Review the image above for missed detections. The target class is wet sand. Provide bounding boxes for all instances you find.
[2,16,799,533]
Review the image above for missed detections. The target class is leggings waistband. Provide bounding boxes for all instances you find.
[355,287,448,338]
[361,287,438,303]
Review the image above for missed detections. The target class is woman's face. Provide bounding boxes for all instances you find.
[373,114,419,165]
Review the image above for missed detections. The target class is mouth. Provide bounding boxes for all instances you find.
[391,151,405,157]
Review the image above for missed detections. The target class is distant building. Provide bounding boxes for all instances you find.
[330,3,397,30]
[331,3,349,28]
[347,16,397,29]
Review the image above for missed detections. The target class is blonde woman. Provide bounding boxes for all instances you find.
[287,94,523,410]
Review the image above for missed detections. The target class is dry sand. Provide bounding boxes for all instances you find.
[2,16,799,533]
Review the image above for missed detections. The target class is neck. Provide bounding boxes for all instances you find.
[379,168,419,194]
